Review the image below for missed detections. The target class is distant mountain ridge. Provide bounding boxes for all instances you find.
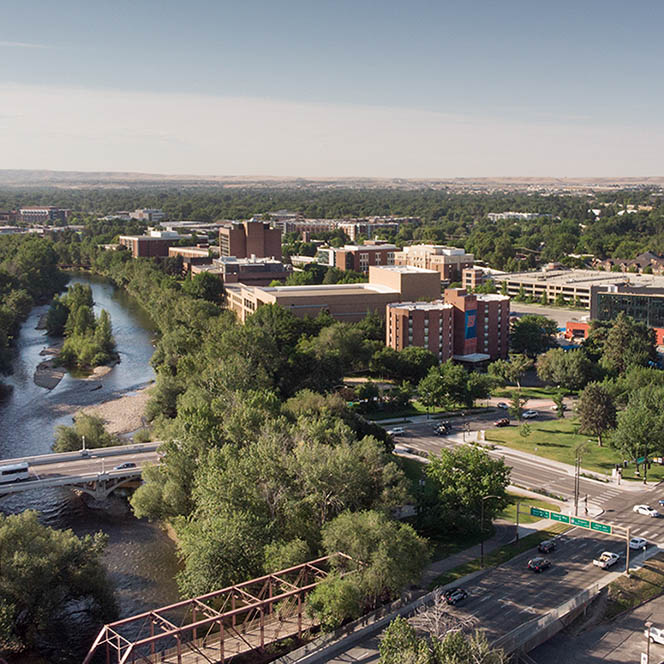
[1,169,663,192]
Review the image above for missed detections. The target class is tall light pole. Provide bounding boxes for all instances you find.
[480,494,501,568]
[645,620,652,663]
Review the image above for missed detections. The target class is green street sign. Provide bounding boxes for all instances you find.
[591,521,612,534]
[530,507,550,519]
[550,512,570,524]
[636,456,646,464]
[570,517,590,528]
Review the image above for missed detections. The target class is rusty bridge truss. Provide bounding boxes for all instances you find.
[83,553,353,664]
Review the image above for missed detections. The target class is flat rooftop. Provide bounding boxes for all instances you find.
[476,293,510,302]
[226,282,397,297]
[387,300,452,311]
[372,265,439,274]
[496,268,664,289]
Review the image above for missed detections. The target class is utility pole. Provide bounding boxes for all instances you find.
[646,621,653,664]
[626,527,631,574]
[574,456,580,516]
[480,494,500,568]
[515,499,520,542]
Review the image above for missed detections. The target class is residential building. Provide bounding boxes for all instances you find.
[130,208,166,223]
[327,241,397,273]
[225,265,440,323]
[386,288,509,363]
[0,211,17,224]
[219,219,282,260]
[386,301,455,361]
[118,235,180,258]
[594,251,664,275]
[394,245,474,282]
[493,267,664,309]
[19,206,69,224]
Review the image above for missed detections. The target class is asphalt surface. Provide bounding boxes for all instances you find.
[28,450,160,479]
[531,588,664,663]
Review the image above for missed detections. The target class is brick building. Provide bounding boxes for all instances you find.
[324,241,397,273]
[386,289,510,363]
[118,235,178,258]
[225,265,440,323]
[192,256,291,287]
[394,245,474,282]
[219,220,282,260]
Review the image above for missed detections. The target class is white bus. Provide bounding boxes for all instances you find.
[0,462,30,484]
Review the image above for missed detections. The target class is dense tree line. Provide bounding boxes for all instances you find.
[0,234,68,386]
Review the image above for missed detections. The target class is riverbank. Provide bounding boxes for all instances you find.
[34,342,66,389]
[79,385,153,436]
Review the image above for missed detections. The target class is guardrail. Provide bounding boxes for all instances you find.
[0,442,161,468]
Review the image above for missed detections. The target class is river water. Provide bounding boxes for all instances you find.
[0,274,180,645]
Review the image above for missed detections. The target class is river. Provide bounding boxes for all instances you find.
[0,274,180,648]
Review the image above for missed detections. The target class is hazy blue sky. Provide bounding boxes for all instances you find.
[2,0,663,176]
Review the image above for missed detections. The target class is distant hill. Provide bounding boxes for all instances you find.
[0,169,662,192]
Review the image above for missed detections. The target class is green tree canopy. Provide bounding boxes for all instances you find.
[510,314,558,357]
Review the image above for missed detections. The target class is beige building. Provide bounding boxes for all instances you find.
[225,265,440,323]
[394,245,474,282]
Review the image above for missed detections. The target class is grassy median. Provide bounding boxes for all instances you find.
[486,417,664,483]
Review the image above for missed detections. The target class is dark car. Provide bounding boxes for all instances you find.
[443,587,468,605]
[113,462,137,470]
[494,418,510,427]
[434,424,449,436]
[527,557,551,573]
[538,539,556,554]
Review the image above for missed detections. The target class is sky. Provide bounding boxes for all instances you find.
[1,0,663,178]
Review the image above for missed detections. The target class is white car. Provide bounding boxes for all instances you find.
[387,427,405,436]
[550,404,567,411]
[592,551,620,569]
[629,537,648,550]
[522,410,538,419]
[633,504,660,518]
[496,402,509,410]
[645,626,664,645]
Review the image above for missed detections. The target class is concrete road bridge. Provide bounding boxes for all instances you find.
[0,443,160,500]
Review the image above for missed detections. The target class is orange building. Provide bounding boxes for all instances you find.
[218,220,282,260]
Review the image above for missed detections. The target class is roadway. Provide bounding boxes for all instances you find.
[0,443,160,496]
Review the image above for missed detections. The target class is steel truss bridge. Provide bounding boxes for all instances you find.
[83,553,352,664]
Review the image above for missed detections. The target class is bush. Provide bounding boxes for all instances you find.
[306,573,362,630]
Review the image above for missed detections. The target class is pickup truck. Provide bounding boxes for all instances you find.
[592,551,619,569]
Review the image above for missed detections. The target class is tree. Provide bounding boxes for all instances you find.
[263,538,311,573]
[423,446,510,533]
[536,348,592,391]
[306,574,363,631]
[488,354,533,388]
[510,315,558,357]
[508,391,528,421]
[611,386,664,476]
[552,389,566,418]
[0,511,116,659]
[577,383,616,447]
[519,422,532,440]
[181,271,223,302]
[320,511,429,610]
[379,617,428,664]
[600,312,656,375]
[45,295,69,336]
[53,414,120,452]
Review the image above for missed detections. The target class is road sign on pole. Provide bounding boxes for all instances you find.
[529,507,550,519]
[591,521,612,534]
[570,516,590,528]
[550,512,570,524]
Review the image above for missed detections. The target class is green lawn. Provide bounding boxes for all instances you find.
[498,492,562,524]
[366,401,490,421]
[429,523,569,589]
[486,417,664,483]
[493,385,570,400]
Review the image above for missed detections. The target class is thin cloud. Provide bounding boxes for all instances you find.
[0,41,48,49]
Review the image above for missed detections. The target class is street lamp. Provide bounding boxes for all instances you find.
[480,494,501,568]
[645,620,652,663]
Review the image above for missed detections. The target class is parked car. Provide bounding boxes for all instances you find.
[494,418,510,427]
[633,504,660,518]
[550,404,567,411]
[434,423,449,435]
[522,410,538,419]
[593,551,620,569]
[443,587,468,605]
[538,540,556,554]
[645,626,664,645]
[496,402,509,410]
[659,498,664,506]
[629,536,648,550]
[113,462,137,470]
[387,427,405,436]
[527,557,551,573]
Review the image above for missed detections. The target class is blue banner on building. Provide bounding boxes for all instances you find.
[465,309,477,339]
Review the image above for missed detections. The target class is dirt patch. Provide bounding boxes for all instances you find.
[78,387,152,436]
